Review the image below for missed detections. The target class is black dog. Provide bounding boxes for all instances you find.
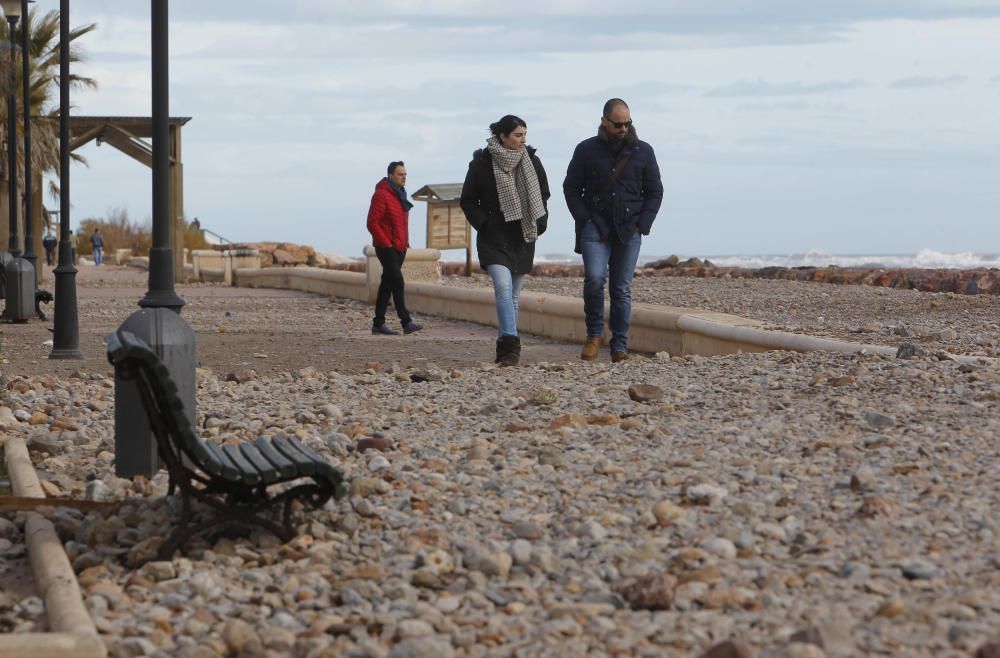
[35,289,53,321]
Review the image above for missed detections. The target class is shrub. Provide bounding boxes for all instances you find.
[75,208,209,256]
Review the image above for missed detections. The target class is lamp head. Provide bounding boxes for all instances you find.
[0,1,21,21]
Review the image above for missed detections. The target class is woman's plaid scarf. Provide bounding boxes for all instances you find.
[486,137,545,243]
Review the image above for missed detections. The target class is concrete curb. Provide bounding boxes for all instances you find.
[232,266,996,364]
[0,436,107,658]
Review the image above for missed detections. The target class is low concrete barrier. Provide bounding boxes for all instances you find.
[112,248,132,265]
[224,249,260,285]
[231,264,994,361]
[193,248,261,284]
[229,266,863,357]
[191,249,221,280]
[200,267,225,282]
[235,266,368,301]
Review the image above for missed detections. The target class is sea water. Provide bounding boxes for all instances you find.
[516,249,1000,269]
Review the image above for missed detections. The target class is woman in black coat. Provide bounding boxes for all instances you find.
[460,115,550,366]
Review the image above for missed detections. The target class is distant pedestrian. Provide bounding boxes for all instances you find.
[563,98,663,363]
[366,161,422,336]
[91,228,104,266]
[460,115,550,367]
[43,232,57,266]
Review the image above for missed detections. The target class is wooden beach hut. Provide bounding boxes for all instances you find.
[411,183,471,276]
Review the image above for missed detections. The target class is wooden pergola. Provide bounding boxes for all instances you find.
[70,115,191,281]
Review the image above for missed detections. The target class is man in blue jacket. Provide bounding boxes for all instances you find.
[563,98,663,362]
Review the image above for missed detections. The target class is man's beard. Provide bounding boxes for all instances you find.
[598,124,618,141]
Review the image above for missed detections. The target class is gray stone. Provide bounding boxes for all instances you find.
[895,343,926,359]
[0,518,16,540]
[462,544,512,578]
[864,411,896,429]
[28,434,65,455]
[513,519,544,540]
[900,560,945,580]
[849,465,877,492]
[509,539,532,566]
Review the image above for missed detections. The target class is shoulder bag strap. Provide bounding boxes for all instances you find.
[593,150,635,202]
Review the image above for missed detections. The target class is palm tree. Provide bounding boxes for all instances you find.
[1,7,96,238]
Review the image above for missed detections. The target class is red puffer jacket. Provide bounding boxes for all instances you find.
[366,178,409,252]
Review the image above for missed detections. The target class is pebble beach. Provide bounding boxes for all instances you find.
[2,267,999,658]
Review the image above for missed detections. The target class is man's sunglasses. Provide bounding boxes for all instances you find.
[604,117,633,129]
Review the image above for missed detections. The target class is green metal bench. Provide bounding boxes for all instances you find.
[106,329,347,560]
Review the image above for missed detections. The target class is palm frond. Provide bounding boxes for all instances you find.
[0,6,98,197]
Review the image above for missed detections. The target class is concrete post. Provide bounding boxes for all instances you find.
[114,308,196,477]
[363,245,381,304]
[223,250,233,285]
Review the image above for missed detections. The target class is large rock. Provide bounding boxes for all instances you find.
[646,255,680,269]
[223,241,317,267]
[272,242,315,266]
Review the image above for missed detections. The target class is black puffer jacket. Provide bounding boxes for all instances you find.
[460,146,550,275]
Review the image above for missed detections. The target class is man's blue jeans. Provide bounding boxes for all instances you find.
[93,247,103,266]
[487,264,525,337]
[580,221,641,353]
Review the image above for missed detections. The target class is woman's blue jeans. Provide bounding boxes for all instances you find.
[580,221,641,353]
[487,264,525,337]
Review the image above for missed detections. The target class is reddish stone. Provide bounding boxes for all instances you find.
[356,437,394,453]
[505,422,533,432]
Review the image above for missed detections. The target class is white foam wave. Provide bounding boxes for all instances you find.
[695,250,1000,270]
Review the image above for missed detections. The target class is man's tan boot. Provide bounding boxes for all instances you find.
[580,336,602,361]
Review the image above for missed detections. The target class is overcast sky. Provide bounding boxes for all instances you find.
[56,1,1000,259]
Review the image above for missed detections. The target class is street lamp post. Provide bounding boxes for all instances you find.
[1,0,32,323]
[0,37,11,295]
[48,0,82,358]
[20,0,36,282]
[4,3,18,259]
[114,0,196,477]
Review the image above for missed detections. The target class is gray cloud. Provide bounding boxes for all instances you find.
[889,75,967,89]
[75,1,1000,58]
[98,0,1000,24]
[704,79,866,97]
[670,145,1000,169]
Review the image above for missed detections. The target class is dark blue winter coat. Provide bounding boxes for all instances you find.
[563,129,663,253]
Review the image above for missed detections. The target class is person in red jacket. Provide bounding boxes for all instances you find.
[367,161,423,335]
